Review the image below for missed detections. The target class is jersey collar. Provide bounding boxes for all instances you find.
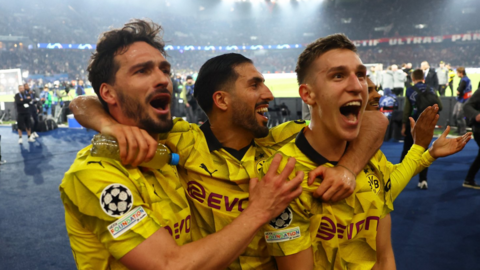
[295,127,338,166]
[200,121,254,160]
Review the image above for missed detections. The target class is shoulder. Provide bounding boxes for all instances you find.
[255,120,305,146]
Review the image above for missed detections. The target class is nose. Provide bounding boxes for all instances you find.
[346,72,364,95]
[153,67,170,90]
[261,84,274,102]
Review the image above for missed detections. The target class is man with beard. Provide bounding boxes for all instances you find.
[60,20,307,270]
[70,54,389,269]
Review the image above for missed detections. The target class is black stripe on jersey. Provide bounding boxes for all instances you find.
[295,127,339,166]
[200,120,255,160]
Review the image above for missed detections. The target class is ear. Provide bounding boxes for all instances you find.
[212,91,229,112]
[99,83,117,106]
[299,84,315,106]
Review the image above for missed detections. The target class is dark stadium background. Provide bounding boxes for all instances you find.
[0,0,479,269]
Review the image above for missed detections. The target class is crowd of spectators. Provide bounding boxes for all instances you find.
[0,0,479,79]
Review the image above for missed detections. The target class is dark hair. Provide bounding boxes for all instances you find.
[457,66,466,76]
[87,19,166,111]
[412,69,425,81]
[194,53,252,114]
[295,33,357,85]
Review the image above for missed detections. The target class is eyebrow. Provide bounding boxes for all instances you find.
[327,64,367,73]
[128,60,170,73]
[247,76,265,84]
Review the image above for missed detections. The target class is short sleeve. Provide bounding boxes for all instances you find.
[60,162,162,259]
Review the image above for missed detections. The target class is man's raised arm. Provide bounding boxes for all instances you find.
[309,110,389,202]
[70,96,157,166]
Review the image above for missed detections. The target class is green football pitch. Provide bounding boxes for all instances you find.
[0,74,479,102]
[266,73,480,98]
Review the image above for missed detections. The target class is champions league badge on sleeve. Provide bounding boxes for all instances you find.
[269,207,293,229]
[100,184,134,217]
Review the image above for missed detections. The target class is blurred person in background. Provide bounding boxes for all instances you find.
[40,85,52,116]
[381,66,394,94]
[392,64,406,96]
[402,63,413,88]
[76,79,86,96]
[436,61,449,96]
[24,83,39,138]
[447,64,456,96]
[421,61,439,91]
[463,86,480,189]
[453,67,472,135]
[369,66,378,86]
[181,75,197,123]
[376,64,384,90]
[14,85,35,144]
[402,69,442,190]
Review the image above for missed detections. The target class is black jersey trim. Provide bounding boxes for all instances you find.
[200,120,254,160]
[295,127,338,166]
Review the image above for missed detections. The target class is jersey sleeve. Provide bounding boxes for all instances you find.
[259,152,314,257]
[60,160,163,260]
[161,118,198,167]
[376,145,436,213]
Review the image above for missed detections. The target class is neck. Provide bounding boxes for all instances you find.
[208,113,254,150]
[306,113,347,162]
[109,106,160,141]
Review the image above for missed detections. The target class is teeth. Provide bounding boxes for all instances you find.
[344,101,361,107]
[255,107,268,113]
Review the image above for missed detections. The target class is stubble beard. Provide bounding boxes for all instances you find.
[117,90,173,134]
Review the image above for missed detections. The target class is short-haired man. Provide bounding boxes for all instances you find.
[453,66,472,135]
[60,19,307,270]
[259,33,470,270]
[14,85,36,144]
[402,69,443,189]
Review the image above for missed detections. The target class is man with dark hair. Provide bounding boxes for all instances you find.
[453,66,472,135]
[60,19,305,270]
[24,83,39,138]
[402,69,442,190]
[70,36,388,269]
[181,75,197,123]
[259,33,469,270]
[14,85,35,144]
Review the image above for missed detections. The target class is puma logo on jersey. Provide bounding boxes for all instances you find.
[200,163,217,177]
[87,161,104,168]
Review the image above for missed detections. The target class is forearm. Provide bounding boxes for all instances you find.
[69,95,116,131]
[338,110,388,174]
[390,145,435,200]
[175,207,266,269]
[372,215,396,270]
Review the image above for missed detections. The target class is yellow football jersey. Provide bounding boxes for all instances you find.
[160,119,307,270]
[60,145,191,270]
[260,129,435,270]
